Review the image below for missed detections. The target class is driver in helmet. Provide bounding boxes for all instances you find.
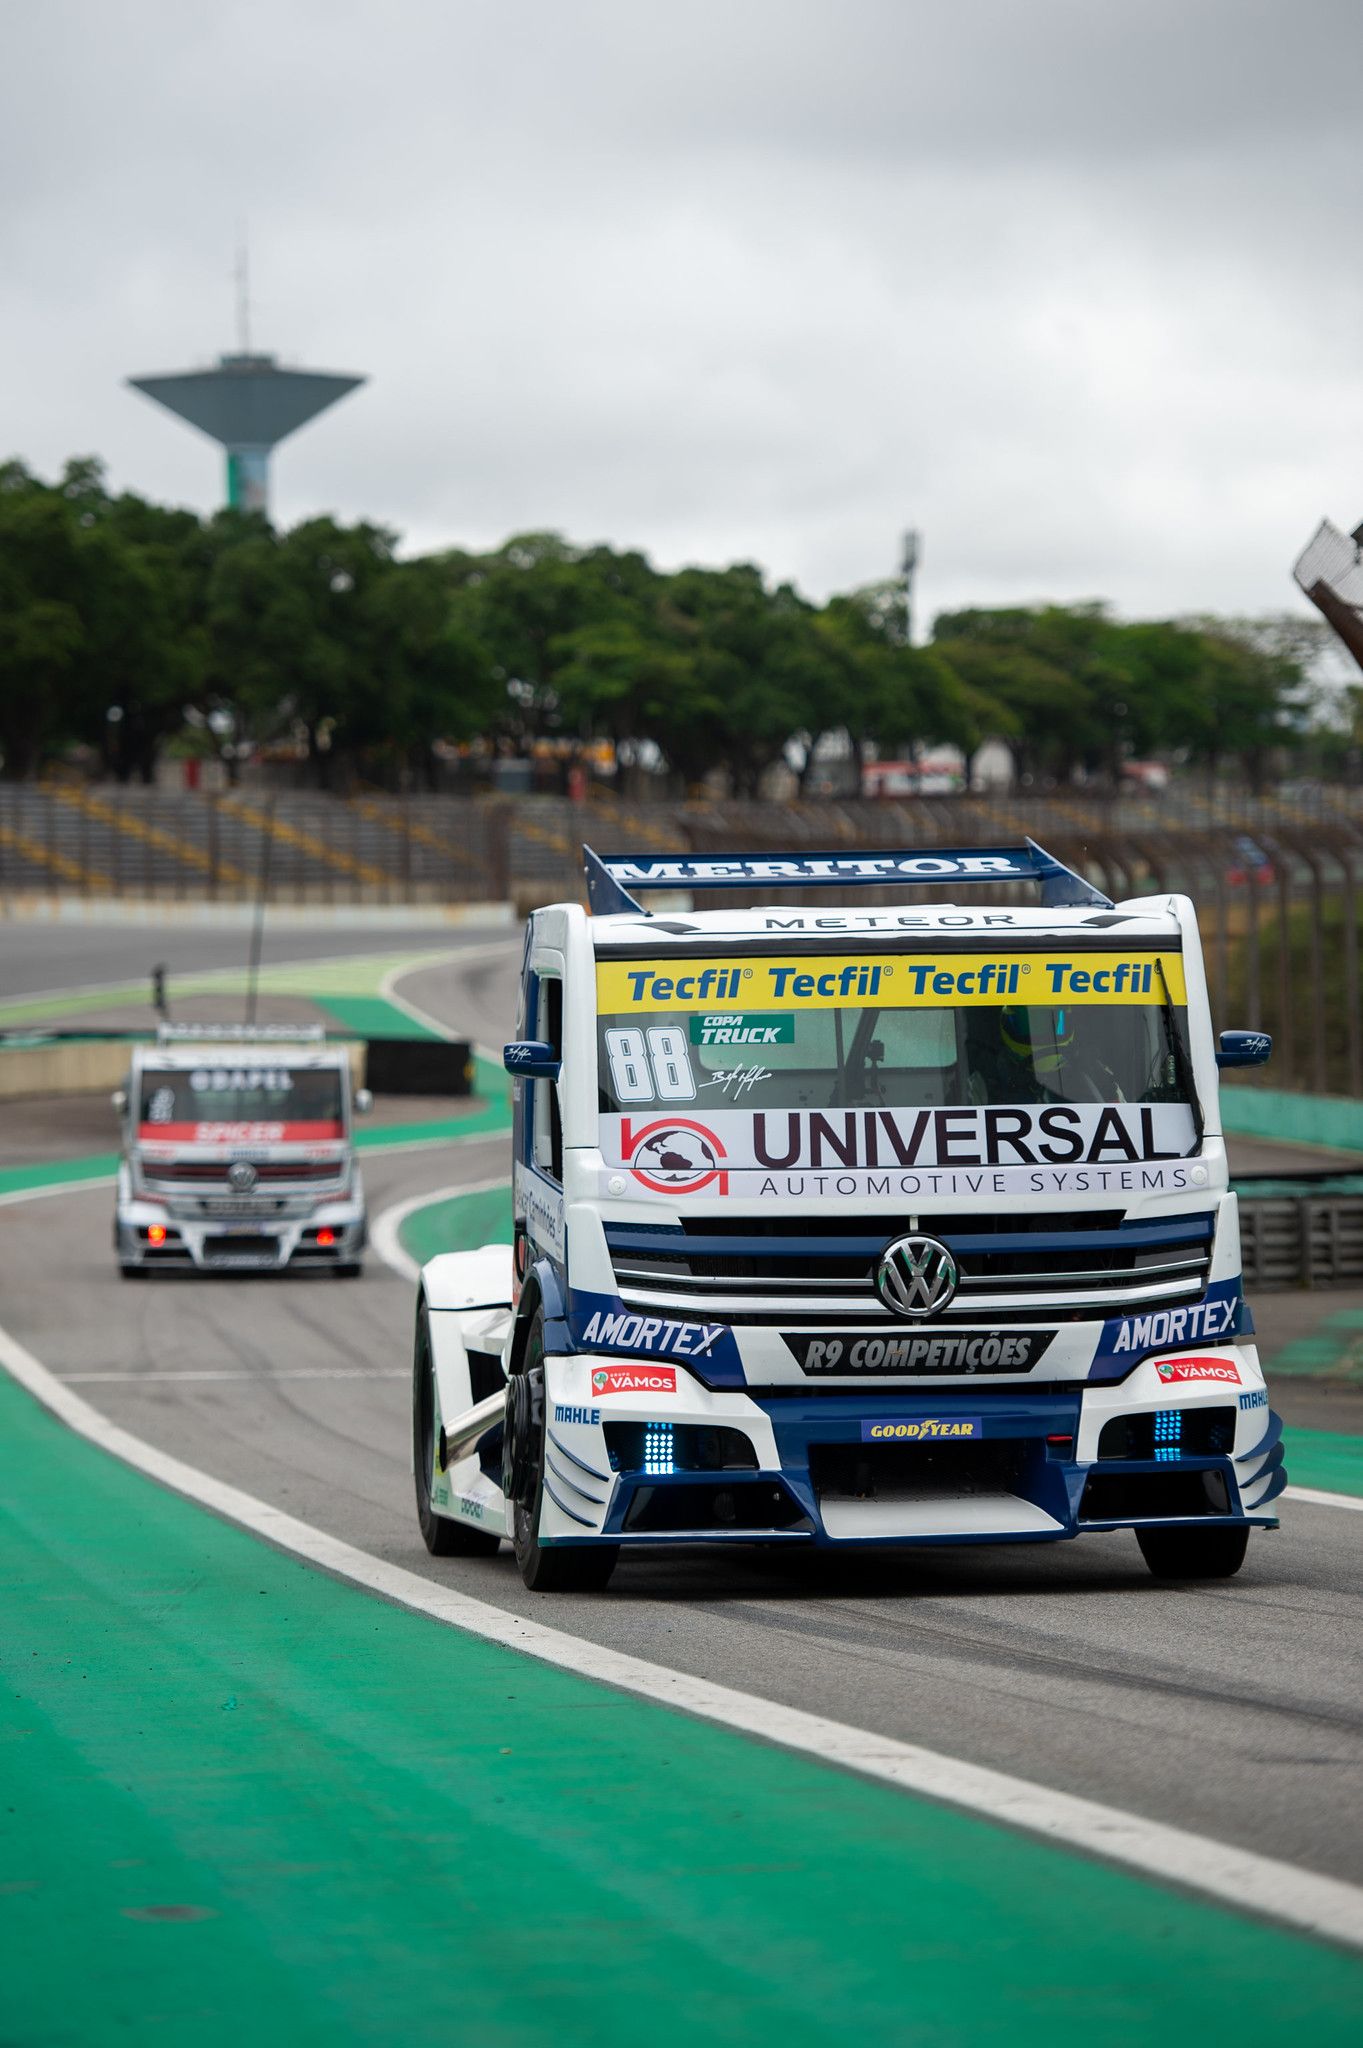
[968,1005,1123,1104]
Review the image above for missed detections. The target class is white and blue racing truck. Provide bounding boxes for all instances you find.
[412,843,1285,1590]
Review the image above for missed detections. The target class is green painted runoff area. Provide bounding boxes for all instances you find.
[400,1180,514,1267]
[314,993,441,1040]
[1268,1305,1363,1383]
[0,1149,122,1197]
[1282,1427,1363,1497]
[4,1368,1362,2047]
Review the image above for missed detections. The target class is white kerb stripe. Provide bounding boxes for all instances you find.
[1,1317,1359,1954]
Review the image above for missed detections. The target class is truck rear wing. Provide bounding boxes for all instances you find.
[582,839,1111,916]
[154,1023,328,1044]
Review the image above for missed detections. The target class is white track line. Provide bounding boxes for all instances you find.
[378,948,515,1049]
[1284,1484,1363,1513]
[1,937,517,1019]
[370,1177,512,1284]
[0,1176,118,1210]
[3,1317,1359,1952]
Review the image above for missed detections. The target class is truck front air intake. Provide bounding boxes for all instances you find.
[604,1211,1213,1327]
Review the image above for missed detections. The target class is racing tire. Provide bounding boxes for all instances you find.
[333,1262,363,1279]
[1136,1524,1250,1580]
[413,1299,501,1557]
[118,1263,148,1280]
[509,1312,619,1593]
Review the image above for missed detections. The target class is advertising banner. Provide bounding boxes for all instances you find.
[597,951,1188,1013]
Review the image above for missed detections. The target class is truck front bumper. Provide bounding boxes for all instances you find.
[535,1346,1283,1548]
[115,1194,367,1273]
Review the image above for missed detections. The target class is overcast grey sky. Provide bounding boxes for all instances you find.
[2,0,1360,626]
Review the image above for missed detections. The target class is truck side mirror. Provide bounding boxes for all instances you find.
[110,1088,128,1115]
[1216,1030,1272,1069]
[503,1040,561,1080]
[353,1088,373,1115]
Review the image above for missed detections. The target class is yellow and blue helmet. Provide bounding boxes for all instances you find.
[1001,1006,1074,1073]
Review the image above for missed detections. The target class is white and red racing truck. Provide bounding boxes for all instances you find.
[114,1024,369,1276]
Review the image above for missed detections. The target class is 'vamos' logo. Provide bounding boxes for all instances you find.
[590,1365,678,1397]
[621,1116,728,1194]
[1154,1357,1240,1385]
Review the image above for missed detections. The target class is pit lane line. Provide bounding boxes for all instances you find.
[2,1310,1360,1955]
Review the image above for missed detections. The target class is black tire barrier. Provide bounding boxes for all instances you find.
[364,1037,473,1095]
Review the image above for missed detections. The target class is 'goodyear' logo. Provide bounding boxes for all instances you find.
[860,1416,982,1442]
[598,953,1187,1011]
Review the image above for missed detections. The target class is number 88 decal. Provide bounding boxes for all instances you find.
[604,1026,697,1102]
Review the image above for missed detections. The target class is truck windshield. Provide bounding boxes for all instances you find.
[597,1001,1192,1112]
[594,947,1197,1115]
[138,1066,344,1129]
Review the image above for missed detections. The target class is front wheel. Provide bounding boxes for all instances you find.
[413,1300,500,1557]
[1136,1524,1250,1580]
[508,1313,618,1592]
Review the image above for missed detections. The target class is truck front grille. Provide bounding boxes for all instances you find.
[141,1160,343,1187]
[605,1210,1214,1327]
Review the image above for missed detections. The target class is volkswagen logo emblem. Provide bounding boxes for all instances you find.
[228,1161,258,1192]
[876,1235,959,1318]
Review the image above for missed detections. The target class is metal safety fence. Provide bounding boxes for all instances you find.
[4,784,1363,1097]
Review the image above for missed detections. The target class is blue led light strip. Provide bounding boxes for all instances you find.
[1153,1409,1183,1462]
[644,1422,674,1476]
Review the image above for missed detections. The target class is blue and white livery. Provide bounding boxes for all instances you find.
[412,843,1283,1590]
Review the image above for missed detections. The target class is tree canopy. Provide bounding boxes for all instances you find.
[0,456,1318,790]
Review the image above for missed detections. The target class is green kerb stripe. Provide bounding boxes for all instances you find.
[1285,1426,1363,1497]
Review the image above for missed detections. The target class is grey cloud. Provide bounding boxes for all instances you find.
[1,0,1361,628]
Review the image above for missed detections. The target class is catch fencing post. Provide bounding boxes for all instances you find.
[1341,847,1362,1098]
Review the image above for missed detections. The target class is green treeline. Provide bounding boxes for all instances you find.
[0,456,1318,790]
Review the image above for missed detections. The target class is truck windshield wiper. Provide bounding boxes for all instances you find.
[1154,957,1204,1152]
[836,1010,888,1106]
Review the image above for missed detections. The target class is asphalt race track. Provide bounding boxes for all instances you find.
[2,937,1361,1897]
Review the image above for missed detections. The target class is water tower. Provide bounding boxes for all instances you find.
[128,334,365,518]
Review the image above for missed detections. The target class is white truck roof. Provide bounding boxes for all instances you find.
[132,1030,349,1071]
[586,900,1185,946]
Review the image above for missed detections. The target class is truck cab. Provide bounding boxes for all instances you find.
[113,1024,369,1276]
[413,843,1283,1589]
